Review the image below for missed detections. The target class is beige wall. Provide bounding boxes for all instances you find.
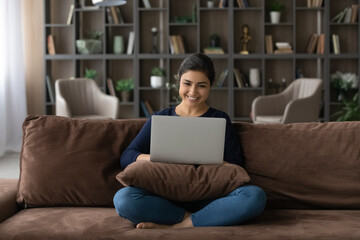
[22,0,44,114]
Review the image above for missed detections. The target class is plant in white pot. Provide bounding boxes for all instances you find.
[269,1,284,24]
[115,78,134,102]
[150,67,166,88]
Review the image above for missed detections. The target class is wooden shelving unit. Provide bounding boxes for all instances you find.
[44,0,360,121]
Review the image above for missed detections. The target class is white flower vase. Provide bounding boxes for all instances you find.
[270,11,281,24]
[150,76,164,88]
[249,68,261,88]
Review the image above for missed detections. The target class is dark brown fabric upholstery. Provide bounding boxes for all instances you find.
[116,161,250,201]
[0,179,19,223]
[0,208,359,240]
[234,121,360,209]
[17,115,146,208]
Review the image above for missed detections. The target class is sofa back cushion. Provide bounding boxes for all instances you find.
[17,115,146,208]
[235,121,360,209]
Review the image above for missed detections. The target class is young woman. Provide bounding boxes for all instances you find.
[113,53,266,229]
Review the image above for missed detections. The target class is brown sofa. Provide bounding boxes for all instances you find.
[0,115,360,240]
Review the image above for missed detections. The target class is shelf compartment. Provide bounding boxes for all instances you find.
[46,0,74,24]
[265,59,294,94]
[76,59,104,87]
[296,10,324,54]
[200,10,229,53]
[106,26,134,54]
[234,90,259,119]
[139,10,168,54]
[330,25,358,54]
[139,59,168,87]
[234,10,263,54]
[169,25,198,53]
[296,58,324,79]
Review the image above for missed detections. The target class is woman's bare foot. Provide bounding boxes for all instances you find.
[136,211,193,229]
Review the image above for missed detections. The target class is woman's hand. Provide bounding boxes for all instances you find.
[136,154,150,162]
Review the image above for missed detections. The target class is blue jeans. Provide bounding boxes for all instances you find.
[113,185,266,227]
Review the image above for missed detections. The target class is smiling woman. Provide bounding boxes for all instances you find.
[0,0,27,157]
[113,53,267,229]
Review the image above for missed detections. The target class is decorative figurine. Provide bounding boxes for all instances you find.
[151,27,159,54]
[240,24,251,54]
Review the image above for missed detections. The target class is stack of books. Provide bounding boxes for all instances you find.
[274,42,293,54]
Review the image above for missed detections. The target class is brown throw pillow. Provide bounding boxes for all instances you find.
[17,115,146,208]
[116,161,250,202]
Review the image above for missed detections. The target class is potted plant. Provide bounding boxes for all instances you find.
[269,1,285,24]
[332,93,360,121]
[84,68,97,79]
[331,71,359,101]
[209,34,220,48]
[115,78,134,102]
[76,30,103,54]
[150,67,166,88]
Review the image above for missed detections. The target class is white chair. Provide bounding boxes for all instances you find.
[55,78,119,119]
[251,78,323,124]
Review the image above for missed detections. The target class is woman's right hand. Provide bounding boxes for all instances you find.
[136,154,150,162]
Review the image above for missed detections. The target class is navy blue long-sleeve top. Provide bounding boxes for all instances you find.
[120,107,244,169]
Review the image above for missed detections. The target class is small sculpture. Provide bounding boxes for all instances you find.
[240,24,251,54]
[151,27,159,54]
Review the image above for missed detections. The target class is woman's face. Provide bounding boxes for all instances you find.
[178,70,211,108]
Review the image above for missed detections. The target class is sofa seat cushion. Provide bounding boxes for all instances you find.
[17,115,146,208]
[116,161,250,201]
[0,208,359,240]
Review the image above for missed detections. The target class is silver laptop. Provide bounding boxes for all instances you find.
[150,115,226,165]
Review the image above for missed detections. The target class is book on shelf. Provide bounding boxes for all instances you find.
[47,35,56,55]
[169,35,186,54]
[234,68,246,88]
[144,100,154,115]
[110,6,120,24]
[115,7,125,24]
[45,76,55,103]
[351,4,359,23]
[106,7,114,24]
[344,7,353,23]
[316,34,325,54]
[142,0,151,9]
[305,33,319,54]
[331,8,347,23]
[203,47,225,54]
[236,0,249,8]
[66,4,74,25]
[127,31,135,55]
[265,35,273,54]
[219,0,228,8]
[213,69,228,88]
[332,34,340,54]
[107,78,116,96]
[140,100,154,118]
[307,0,323,8]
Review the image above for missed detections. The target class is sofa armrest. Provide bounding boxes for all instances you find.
[0,178,20,223]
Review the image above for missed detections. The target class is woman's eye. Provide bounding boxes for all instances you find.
[184,82,191,86]
[199,85,206,88]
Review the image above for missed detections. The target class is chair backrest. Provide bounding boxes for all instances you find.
[284,78,322,102]
[56,78,101,116]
